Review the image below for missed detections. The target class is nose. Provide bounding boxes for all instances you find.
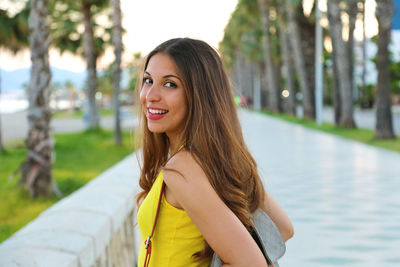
[145,84,161,102]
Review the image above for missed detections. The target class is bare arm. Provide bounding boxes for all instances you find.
[163,152,268,267]
[261,191,294,242]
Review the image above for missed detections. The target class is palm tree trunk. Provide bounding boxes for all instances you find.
[82,0,99,129]
[20,0,56,197]
[258,0,279,112]
[331,46,342,125]
[361,0,368,107]
[234,49,244,96]
[277,1,296,115]
[285,0,314,119]
[327,0,356,128]
[347,0,358,101]
[281,37,297,116]
[253,62,262,111]
[374,0,395,139]
[297,2,316,119]
[112,0,123,145]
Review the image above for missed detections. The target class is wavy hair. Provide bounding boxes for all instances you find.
[136,38,265,259]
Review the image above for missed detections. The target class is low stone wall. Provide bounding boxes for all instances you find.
[0,153,142,267]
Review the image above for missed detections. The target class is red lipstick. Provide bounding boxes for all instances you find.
[147,108,168,120]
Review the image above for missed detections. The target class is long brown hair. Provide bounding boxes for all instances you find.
[136,38,265,259]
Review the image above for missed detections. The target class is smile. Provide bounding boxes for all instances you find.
[147,108,169,120]
[148,108,168,115]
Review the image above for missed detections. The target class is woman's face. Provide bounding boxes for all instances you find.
[140,53,188,140]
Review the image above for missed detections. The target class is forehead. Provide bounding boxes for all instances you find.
[145,53,180,76]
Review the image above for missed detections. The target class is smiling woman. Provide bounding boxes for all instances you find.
[140,53,188,143]
[135,38,293,267]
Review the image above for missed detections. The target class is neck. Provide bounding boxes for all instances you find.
[167,134,183,154]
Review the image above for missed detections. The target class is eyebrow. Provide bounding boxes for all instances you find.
[144,71,181,81]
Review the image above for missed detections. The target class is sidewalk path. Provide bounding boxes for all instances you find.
[239,109,400,266]
[0,108,137,143]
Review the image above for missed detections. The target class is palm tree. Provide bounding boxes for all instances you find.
[19,0,58,197]
[374,0,395,139]
[346,0,359,100]
[48,0,110,129]
[284,0,314,119]
[258,0,279,112]
[219,0,264,107]
[360,0,368,107]
[82,0,100,129]
[111,0,123,145]
[10,0,111,131]
[331,39,342,125]
[278,15,296,115]
[296,3,315,117]
[327,0,356,128]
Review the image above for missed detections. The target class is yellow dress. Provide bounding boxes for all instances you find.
[137,170,211,267]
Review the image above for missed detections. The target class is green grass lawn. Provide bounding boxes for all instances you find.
[260,110,400,154]
[0,129,135,242]
[52,108,115,118]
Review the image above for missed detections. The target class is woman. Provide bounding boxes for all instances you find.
[136,38,293,267]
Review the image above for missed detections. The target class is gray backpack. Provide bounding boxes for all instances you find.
[210,208,286,267]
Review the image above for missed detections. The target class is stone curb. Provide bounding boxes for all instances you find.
[0,153,141,267]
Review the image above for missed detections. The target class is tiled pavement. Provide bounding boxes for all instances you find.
[239,109,400,266]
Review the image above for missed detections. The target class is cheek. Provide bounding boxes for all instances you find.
[174,96,188,117]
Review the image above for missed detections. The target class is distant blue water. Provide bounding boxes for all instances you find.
[0,67,131,94]
[0,66,132,114]
[0,67,86,94]
[0,91,28,114]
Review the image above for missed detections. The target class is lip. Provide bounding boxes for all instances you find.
[146,107,168,120]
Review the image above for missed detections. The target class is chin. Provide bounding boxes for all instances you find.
[147,124,164,134]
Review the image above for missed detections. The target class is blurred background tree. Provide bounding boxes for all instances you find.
[258,0,279,112]
[327,0,356,128]
[18,0,57,197]
[111,0,123,145]
[220,0,397,139]
[1,0,113,197]
[49,0,112,130]
[374,0,395,138]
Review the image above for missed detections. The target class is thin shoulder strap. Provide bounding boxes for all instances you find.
[143,145,186,267]
[143,181,165,267]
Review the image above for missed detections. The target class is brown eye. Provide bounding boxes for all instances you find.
[143,77,152,84]
[165,81,177,88]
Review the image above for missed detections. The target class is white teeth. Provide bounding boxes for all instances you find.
[149,108,167,114]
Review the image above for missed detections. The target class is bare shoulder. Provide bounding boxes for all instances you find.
[163,151,208,184]
[162,150,211,210]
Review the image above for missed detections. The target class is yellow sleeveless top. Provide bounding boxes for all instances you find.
[137,170,211,267]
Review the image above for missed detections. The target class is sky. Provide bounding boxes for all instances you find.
[0,0,378,72]
[0,0,239,72]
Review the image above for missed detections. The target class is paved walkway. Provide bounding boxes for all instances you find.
[0,107,137,143]
[238,109,400,266]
